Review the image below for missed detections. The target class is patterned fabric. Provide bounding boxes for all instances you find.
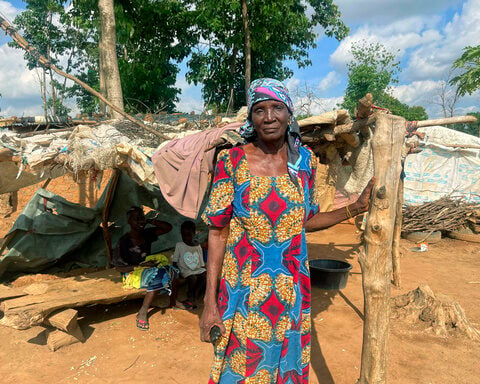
[122,264,178,293]
[202,145,320,384]
[239,78,303,184]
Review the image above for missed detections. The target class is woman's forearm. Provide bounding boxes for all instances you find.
[204,226,229,305]
[305,202,365,232]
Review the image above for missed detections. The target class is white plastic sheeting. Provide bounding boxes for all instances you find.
[403,126,480,205]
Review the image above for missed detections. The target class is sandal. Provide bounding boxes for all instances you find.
[136,317,149,331]
[183,300,198,309]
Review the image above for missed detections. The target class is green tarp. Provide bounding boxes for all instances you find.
[0,171,206,282]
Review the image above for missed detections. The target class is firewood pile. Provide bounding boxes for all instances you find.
[402,197,480,233]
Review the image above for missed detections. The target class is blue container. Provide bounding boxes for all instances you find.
[309,259,352,290]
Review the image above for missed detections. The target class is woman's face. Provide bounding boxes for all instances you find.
[251,100,290,143]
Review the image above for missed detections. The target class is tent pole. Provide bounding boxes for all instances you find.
[392,178,403,288]
[358,112,405,384]
[102,169,120,268]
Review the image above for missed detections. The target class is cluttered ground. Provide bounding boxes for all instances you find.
[0,176,479,384]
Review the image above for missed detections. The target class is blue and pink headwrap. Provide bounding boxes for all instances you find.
[239,78,302,180]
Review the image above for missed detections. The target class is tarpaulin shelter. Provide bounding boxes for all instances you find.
[403,126,480,205]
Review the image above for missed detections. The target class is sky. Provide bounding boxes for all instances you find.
[0,0,479,118]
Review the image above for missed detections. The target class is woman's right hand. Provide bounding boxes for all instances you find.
[199,301,225,342]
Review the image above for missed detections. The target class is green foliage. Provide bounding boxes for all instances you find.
[186,0,349,112]
[9,0,69,69]
[115,0,196,113]
[378,94,428,121]
[9,0,100,115]
[341,41,428,120]
[46,96,71,117]
[450,45,480,96]
[451,112,480,136]
[341,41,400,114]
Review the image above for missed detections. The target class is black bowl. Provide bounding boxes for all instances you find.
[309,259,353,290]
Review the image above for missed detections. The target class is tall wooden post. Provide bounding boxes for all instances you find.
[102,169,120,267]
[358,112,405,384]
[392,178,403,288]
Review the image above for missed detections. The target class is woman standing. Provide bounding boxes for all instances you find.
[200,78,373,383]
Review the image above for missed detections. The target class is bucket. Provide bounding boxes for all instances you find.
[309,259,352,290]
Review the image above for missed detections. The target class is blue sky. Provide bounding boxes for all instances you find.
[1,0,479,118]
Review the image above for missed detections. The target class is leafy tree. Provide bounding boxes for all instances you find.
[9,0,71,117]
[450,45,480,96]
[451,112,480,137]
[379,94,428,121]
[341,41,427,120]
[341,41,399,114]
[115,0,196,113]
[187,0,349,112]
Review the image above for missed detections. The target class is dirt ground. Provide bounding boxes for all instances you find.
[1,177,480,383]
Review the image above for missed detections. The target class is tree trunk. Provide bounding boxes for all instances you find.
[226,46,238,113]
[98,38,107,116]
[47,12,56,117]
[392,178,403,288]
[98,0,124,119]
[357,112,405,384]
[241,0,251,101]
[42,68,48,120]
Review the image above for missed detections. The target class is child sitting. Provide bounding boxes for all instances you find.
[172,220,206,309]
[113,206,187,331]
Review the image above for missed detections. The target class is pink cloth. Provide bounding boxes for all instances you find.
[151,122,243,219]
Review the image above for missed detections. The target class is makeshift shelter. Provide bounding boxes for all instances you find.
[0,118,238,280]
[0,98,477,380]
[403,125,480,205]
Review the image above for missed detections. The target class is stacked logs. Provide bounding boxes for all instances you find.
[402,197,479,233]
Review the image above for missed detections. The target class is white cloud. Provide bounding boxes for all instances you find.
[335,0,460,26]
[0,0,21,22]
[392,81,480,118]
[329,19,443,72]
[330,0,480,87]
[0,43,45,116]
[317,71,341,93]
[175,95,205,114]
[404,0,480,81]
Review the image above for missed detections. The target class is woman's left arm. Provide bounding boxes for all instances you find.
[305,177,375,232]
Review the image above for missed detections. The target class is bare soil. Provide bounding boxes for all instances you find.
[1,178,479,383]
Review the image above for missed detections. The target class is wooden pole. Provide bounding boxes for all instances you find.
[332,115,476,137]
[102,169,120,267]
[357,112,406,384]
[392,178,403,288]
[0,15,168,141]
[415,115,477,127]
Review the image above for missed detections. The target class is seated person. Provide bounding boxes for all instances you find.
[172,220,207,309]
[113,206,187,331]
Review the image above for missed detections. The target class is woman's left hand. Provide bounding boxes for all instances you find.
[355,177,376,213]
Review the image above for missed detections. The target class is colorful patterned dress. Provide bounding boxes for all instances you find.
[202,145,319,384]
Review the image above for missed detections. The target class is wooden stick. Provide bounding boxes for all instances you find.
[333,115,376,135]
[358,112,405,384]
[415,115,477,128]
[102,169,120,267]
[0,16,168,141]
[392,178,403,288]
[41,178,52,190]
[18,128,74,138]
